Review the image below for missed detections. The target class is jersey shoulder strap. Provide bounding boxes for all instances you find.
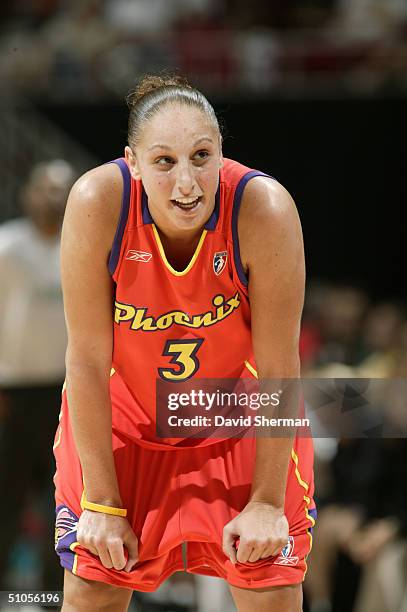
[220,157,273,292]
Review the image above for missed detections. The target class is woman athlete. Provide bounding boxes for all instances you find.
[54,75,315,612]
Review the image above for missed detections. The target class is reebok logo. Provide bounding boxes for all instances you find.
[126,250,152,263]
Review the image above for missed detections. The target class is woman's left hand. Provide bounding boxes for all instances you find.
[223,500,289,564]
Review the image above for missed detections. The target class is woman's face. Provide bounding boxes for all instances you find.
[125,103,222,236]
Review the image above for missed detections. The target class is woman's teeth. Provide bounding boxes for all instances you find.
[173,197,201,209]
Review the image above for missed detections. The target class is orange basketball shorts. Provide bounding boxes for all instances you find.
[53,395,316,592]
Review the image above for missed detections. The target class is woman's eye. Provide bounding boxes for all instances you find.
[156,157,174,167]
[193,150,210,162]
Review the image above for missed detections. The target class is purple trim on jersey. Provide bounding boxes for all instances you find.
[108,158,131,275]
[141,180,221,229]
[232,171,272,287]
[141,185,154,224]
[204,181,220,230]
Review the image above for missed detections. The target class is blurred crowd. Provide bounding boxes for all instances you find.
[1,0,407,101]
[301,283,407,612]
[0,162,406,611]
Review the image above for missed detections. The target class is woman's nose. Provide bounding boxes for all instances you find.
[173,161,199,196]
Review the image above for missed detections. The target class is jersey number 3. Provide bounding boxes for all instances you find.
[158,338,204,382]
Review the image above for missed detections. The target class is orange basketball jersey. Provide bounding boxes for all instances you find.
[107,157,270,448]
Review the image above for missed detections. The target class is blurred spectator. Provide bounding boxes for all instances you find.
[173,0,235,90]
[353,514,407,612]
[300,282,328,370]
[357,301,405,376]
[330,0,407,42]
[236,28,280,92]
[40,0,117,99]
[0,160,75,593]
[104,0,175,34]
[305,438,407,612]
[303,284,369,367]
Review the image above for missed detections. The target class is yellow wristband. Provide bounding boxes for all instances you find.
[81,499,127,517]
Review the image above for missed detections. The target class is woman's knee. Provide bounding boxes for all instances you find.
[62,570,133,612]
[229,582,303,612]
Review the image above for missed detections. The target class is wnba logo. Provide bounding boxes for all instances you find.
[213,251,227,276]
[275,536,299,566]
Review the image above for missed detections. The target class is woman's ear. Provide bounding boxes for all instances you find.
[124,146,141,180]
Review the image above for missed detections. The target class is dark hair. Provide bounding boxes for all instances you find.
[126,74,220,148]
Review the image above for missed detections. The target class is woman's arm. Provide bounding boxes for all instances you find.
[61,163,138,571]
[241,176,304,505]
[62,163,121,504]
[223,176,305,564]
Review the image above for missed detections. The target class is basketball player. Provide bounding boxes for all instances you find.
[54,75,316,612]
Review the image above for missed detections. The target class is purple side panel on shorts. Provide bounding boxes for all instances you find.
[307,507,318,535]
[55,505,79,573]
[108,158,131,275]
[231,171,274,287]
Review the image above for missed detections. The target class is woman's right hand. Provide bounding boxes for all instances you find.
[77,510,139,572]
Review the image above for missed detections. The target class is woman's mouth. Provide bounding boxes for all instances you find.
[171,196,202,211]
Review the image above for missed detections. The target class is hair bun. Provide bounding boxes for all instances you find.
[126,72,219,147]
[127,74,192,109]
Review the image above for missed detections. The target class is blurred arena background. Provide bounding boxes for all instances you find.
[0,1,406,611]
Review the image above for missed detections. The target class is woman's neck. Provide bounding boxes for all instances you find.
[155,225,204,272]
